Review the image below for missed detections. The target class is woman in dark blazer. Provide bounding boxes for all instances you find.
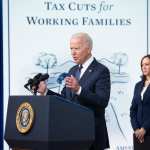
[130,54,150,143]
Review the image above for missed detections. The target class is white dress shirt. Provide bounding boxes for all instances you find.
[79,56,94,79]
[141,86,148,100]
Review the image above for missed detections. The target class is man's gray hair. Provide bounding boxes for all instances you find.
[71,32,93,50]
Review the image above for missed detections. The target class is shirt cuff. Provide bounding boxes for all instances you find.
[76,86,82,95]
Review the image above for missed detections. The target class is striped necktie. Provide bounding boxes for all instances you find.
[75,64,83,80]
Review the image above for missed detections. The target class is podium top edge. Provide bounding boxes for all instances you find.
[9,95,93,113]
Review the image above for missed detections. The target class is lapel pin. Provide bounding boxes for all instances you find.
[89,69,92,73]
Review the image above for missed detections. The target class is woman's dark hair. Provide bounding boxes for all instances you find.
[140,54,150,81]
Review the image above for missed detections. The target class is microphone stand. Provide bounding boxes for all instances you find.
[24,86,35,95]
[33,89,37,96]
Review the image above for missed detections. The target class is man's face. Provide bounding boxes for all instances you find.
[70,37,91,64]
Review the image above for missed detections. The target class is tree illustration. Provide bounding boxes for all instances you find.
[36,52,57,73]
[111,52,128,74]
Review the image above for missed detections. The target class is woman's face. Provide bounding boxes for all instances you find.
[141,57,150,77]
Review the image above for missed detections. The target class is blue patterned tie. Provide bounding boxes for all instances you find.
[75,64,83,80]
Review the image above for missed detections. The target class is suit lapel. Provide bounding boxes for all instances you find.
[79,59,97,86]
[143,84,150,101]
[137,81,144,102]
[68,59,97,100]
[137,80,150,102]
[138,81,144,94]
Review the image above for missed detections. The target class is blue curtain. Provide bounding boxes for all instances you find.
[0,0,3,149]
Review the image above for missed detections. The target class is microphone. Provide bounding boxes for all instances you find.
[24,73,50,95]
[31,73,49,88]
[61,72,69,78]
[24,78,33,89]
[57,73,69,84]
[32,73,42,81]
[39,73,49,81]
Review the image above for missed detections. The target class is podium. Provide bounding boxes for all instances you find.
[4,95,95,150]
[134,134,150,150]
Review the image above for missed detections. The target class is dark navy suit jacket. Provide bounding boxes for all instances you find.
[130,80,150,135]
[61,59,111,150]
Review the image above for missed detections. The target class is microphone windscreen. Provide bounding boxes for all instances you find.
[33,73,42,80]
[28,78,33,84]
[39,73,49,81]
[24,78,33,88]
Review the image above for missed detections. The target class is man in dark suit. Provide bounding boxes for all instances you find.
[37,33,111,150]
[61,32,111,150]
